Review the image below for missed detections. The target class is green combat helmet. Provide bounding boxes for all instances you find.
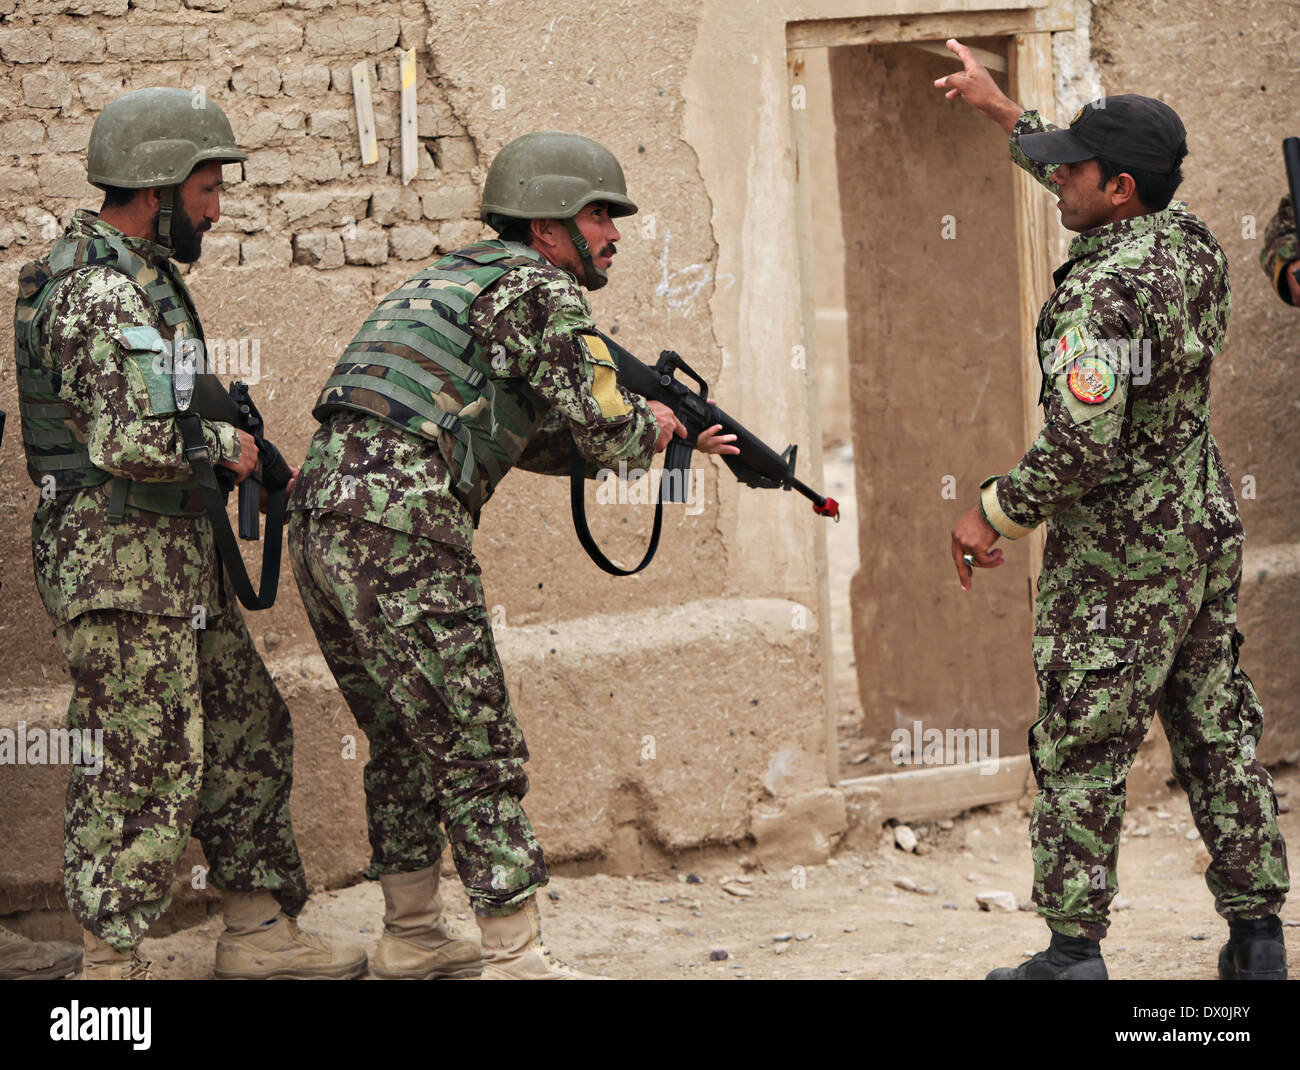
[86,87,247,248]
[480,131,636,290]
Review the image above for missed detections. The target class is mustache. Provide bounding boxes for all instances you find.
[598,242,616,258]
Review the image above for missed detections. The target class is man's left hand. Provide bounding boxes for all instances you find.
[218,427,259,484]
[258,465,299,514]
[951,503,1004,591]
[696,400,740,455]
[695,424,740,455]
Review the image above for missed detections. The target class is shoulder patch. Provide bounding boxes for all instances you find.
[119,325,167,352]
[119,324,177,416]
[1050,324,1091,374]
[1065,355,1117,405]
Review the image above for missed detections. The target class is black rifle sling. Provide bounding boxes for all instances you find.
[178,412,284,610]
[569,439,662,576]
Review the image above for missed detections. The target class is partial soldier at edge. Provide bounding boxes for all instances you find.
[1260,193,1299,306]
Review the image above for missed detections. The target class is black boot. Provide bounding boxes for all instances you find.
[986,931,1108,980]
[1218,916,1287,980]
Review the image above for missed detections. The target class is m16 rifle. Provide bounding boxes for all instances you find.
[571,331,839,576]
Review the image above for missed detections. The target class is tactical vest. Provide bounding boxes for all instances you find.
[14,225,235,518]
[312,240,549,518]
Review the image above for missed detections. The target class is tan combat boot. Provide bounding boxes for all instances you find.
[213,890,367,980]
[477,898,606,979]
[370,867,482,979]
[0,925,82,980]
[81,930,151,980]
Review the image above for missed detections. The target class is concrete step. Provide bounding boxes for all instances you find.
[1,596,834,928]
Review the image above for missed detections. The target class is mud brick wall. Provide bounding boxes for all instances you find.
[0,0,837,931]
[0,0,489,267]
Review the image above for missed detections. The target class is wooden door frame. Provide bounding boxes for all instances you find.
[785,4,1067,802]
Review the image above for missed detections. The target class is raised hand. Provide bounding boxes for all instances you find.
[933,39,1024,135]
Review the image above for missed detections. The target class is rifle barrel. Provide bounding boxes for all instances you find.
[1285,137,1300,227]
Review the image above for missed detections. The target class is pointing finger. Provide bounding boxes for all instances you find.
[952,536,972,591]
[946,38,978,73]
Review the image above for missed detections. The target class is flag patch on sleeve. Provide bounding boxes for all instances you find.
[1050,324,1091,373]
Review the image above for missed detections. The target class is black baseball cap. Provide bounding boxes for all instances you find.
[1017,94,1187,174]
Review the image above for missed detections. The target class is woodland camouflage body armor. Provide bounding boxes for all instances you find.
[312,240,551,517]
[15,222,235,518]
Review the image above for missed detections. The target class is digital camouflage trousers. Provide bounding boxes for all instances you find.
[1029,541,1289,940]
[287,508,547,917]
[57,601,308,951]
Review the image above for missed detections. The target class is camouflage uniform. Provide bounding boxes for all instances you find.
[16,211,308,951]
[977,113,1290,941]
[288,239,658,916]
[1260,193,1298,305]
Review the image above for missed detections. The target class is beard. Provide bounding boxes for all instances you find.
[581,242,616,289]
[164,203,208,263]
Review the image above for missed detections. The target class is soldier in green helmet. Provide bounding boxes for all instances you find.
[287,131,738,979]
[12,87,364,980]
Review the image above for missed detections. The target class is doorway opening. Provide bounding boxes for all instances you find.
[790,28,1058,799]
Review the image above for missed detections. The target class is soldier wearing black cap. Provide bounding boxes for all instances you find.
[938,39,1289,980]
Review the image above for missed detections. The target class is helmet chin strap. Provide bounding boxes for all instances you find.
[563,216,608,291]
[156,186,175,249]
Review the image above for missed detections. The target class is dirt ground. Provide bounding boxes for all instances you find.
[144,769,1298,981]
[144,449,1298,981]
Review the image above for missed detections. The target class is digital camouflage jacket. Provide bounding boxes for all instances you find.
[979,111,1243,590]
[291,242,659,549]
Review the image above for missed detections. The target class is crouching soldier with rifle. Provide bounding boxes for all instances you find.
[287,132,759,979]
[12,88,364,980]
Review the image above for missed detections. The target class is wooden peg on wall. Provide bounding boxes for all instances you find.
[400,48,419,185]
[351,60,379,167]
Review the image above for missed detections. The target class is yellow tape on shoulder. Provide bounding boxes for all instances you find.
[592,364,631,417]
[581,332,612,364]
[579,333,631,418]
